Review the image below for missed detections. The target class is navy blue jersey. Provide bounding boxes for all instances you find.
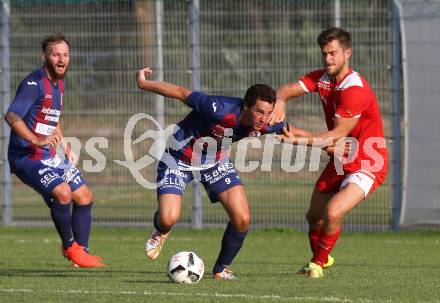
[168,91,286,167]
[7,67,64,162]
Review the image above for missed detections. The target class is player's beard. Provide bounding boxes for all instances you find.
[45,61,68,80]
[325,57,348,78]
[326,63,344,77]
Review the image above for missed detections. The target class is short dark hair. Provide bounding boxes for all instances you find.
[317,27,351,49]
[244,84,276,108]
[41,33,70,53]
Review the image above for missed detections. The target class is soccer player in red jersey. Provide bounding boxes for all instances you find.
[270,27,388,278]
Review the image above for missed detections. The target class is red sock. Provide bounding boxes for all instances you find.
[308,226,322,254]
[312,227,342,267]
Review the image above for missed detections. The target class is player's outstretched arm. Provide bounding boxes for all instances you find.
[278,125,349,157]
[287,124,314,138]
[5,111,60,148]
[276,124,313,144]
[311,116,359,145]
[136,67,193,103]
[278,116,359,148]
[269,82,307,124]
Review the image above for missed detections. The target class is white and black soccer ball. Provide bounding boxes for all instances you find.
[167,251,204,284]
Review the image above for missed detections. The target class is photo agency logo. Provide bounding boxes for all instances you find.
[58,114,386,189]
[113,113,191,189]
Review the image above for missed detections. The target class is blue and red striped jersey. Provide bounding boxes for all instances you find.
[7,67,64,162]
[168,91,287,167]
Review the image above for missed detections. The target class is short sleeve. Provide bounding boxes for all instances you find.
[7,80,40,118]
[186,91,225,119]
[335,86,367,118]
[298,70,325,93]
[261,121,288,135]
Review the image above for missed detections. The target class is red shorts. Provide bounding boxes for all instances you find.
[316,161,383,196]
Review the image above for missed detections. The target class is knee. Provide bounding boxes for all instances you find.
[306,211,320,225]
[159,213,179,229]
[231,214,250,232]
[52,184,72,204]
[84,190,94,203]
[326,209,343,225]
[75,189,94,205]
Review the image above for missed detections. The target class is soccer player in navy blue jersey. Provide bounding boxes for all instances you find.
[4,34,104,267]
[136,67,290,280]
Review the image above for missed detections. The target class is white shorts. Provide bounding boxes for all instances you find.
[340,171,375,198]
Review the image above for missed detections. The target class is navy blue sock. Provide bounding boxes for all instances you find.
[72,203,93,251]
[213,222,248,274]
[50,201,74,249]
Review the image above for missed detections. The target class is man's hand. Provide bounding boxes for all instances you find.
[138,67,153,79]
[268,99,286,125]
[66,149,79,165]
[324,142,351,158]
[276,125,296,143]
[34,134,60,148]
[136,67,153,87]
[270,82,307,125]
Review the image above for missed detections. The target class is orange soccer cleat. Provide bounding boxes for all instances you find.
[64,243,106,268]
[61,245,103,267]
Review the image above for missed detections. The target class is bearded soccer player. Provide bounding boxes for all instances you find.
[5,34,104,267]
[270,27,388,278]
[136,67,299,280]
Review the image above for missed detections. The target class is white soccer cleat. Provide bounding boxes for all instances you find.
[213,267,237,280]
[145,228,170,260]
[305,262,324,278]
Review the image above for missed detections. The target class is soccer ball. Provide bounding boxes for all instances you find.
[167,251,204,284]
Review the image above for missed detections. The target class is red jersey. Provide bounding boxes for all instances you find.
[299,69,388,184]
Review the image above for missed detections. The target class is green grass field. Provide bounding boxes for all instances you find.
[1,227,439,303]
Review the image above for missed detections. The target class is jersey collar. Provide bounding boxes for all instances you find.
[334,67,353,87]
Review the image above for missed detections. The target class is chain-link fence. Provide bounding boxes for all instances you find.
[0,0,397,230]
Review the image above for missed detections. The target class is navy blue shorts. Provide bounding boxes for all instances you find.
[156,158,242,203]
[11,154,86,206]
